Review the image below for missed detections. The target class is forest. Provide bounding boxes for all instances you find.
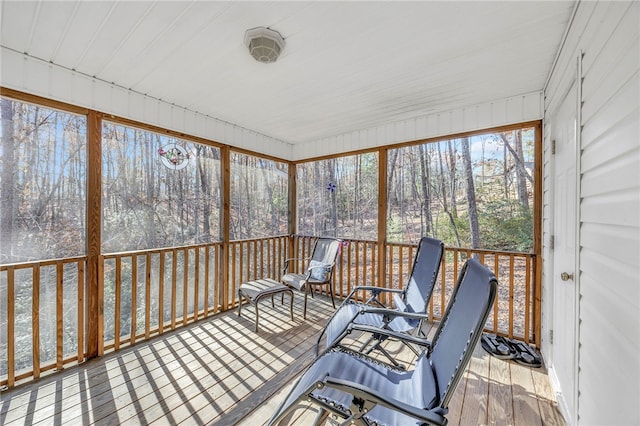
[298,130,534,252]
[0,96,534,379]
[1,97,534,263]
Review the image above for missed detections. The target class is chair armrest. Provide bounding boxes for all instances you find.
[283,257,310,263]
[315,306,431,357]
[347,323,432,350]
[307,262,335,271]
[357,306,429,321]
[322,377,448,425]
[349,285,404,295]
[282,257,310,274]
[339,286,404,308]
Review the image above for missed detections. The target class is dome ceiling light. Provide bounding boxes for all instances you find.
[244,27,285,64]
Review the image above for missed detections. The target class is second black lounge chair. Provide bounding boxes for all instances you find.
[314,237,444,365]
[269,258,498,426]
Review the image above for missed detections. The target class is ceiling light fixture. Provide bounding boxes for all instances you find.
[244,27,285,64]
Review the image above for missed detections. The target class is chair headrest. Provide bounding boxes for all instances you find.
[429,258,497,406]
[404,237,444,312]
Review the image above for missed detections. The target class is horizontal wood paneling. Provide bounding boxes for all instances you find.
[2,45,544,162]
[0,47,292,160]
[292,91,543,160]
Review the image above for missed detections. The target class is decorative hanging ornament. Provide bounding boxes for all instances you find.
[158,143,190,170]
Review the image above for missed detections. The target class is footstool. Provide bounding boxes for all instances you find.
[237,278,294,332]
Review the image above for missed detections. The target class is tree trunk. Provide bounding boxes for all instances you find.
[328,159,338,236]
[259,159,279,234]
[418,144,432,235]
[210,147,221,239]
[387,149,399,213]
[313,161,321,235]
[1,98,15,262]
[437,142,460,245]
[447,139,458,218]
[196,147,210,242]
[461,137,480,249]
[145,133,157,247]
[399,154,406,230]
[500,133,533,184]
[503,137,510,202]
[243,156,252,238]
[513,130,529,210]
[499,132,532,212]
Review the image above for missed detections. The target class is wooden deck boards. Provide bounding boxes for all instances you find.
[0,297,564,425]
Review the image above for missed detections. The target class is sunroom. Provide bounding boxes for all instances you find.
[1,1,638,425]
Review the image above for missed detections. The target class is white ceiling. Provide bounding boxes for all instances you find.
[1,1,576,144]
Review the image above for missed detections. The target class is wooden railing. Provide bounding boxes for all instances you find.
[421,247,538,343]
[0,257,87,388]
[291,236,539,344]
[227,236,289,309]
[291,236,380,301]
[1,234,538,388]
[100,243,224,353]
[100,235,290,354]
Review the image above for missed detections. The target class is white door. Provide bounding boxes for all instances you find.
[551,80,579,423]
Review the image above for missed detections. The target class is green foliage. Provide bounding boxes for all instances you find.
[479,200,533,252]
[432,213,467,247]
[386,216,403,241]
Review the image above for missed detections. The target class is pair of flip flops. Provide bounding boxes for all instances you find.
[481,334,542,367]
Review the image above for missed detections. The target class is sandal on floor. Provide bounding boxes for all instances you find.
[481,333,516,360]
[507,339,543,368]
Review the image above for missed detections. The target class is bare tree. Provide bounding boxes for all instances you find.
[259,159,280,235]
[437,142,461,246]
[312,160,321,235]
[418,144,432,235]
[503,136,510,202]
[461,137,480,248]
[513,130,529,210]
[387,149,399,209]
[1,98,15,262]
[144,133,157,247]
[499,131,532,210]
[446,139,458,219]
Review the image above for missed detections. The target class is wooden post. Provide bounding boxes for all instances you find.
[131,255,137,345]
[32,265,40,378]
[377,148,388,291]
[86,110,102,359]
[288,162,297,264]
[533,120,543,347]
[56,262,64,369]
[77,260,85,363]
[220,147,231,310]
[7,266,15,387]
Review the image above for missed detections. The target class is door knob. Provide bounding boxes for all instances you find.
[561,272,574,281]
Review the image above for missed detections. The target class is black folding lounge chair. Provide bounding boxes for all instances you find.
[281,237,342,319]
[268,258,498,426]
[315,237,444,365]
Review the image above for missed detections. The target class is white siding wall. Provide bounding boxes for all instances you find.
[291,91,543,160]
[542,1,639,424]
[0,47,292,159]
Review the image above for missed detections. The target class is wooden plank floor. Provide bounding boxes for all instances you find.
[0,296,564,425]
